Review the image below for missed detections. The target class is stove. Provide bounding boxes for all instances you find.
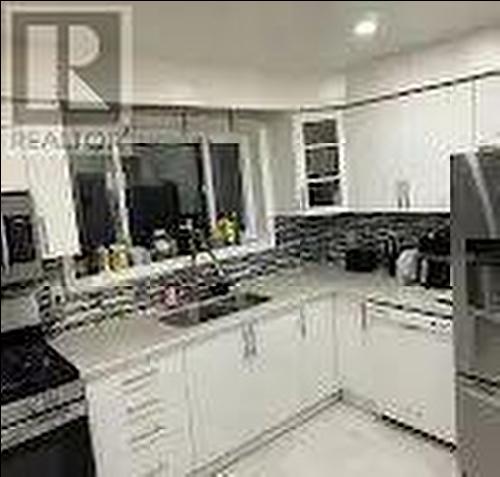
[1,327,79,406]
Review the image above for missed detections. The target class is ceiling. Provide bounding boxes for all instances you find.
[119,1,500,74]
[3,1,500,75]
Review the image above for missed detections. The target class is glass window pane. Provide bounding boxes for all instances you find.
[123,143,208,251]
[308,180,342,207]
[209,143,245,232]
[306,146,339,178]
[71,153,116,273]
[303,119,338,145]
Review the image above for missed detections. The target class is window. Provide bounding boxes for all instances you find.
[299,113,343,209]
[70,132,260,277]
[123,143,209,254]
[70,150,117,275]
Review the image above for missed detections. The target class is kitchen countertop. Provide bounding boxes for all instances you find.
[51,265,452,382]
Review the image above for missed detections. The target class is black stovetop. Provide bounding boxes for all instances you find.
[1,326,79,405]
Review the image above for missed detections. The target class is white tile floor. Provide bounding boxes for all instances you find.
[221,404,458,477]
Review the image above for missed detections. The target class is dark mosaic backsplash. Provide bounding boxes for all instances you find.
[275,212,450,265]
[39,212,448,335]
[42,245,300,335]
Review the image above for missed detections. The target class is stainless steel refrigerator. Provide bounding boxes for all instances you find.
[451,147,500,477]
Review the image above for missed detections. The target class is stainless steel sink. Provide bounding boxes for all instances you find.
[159,292,270,327]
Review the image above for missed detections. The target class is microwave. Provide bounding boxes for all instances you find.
[1,192,42,286]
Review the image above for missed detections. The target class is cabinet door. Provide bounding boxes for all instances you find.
[186,325,262,467]
[366,304,405,416]
[408,82,473,211]
[475,75,500,146]
[298,295,339,409]
[25,131,80,258]
[368,305,456,442]
[257,308,302,429]
[336,296,374,404]
[344,97,409,211]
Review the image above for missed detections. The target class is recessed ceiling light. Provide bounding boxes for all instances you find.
[353,17,378,37]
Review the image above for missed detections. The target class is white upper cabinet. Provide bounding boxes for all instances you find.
[24,133,80,258]
[474,74,500,147]
[344,95,410,211]
[344,82,473,212]
[407,81,473,211]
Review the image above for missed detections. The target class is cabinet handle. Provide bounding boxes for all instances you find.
[126,397,161,417]
[121,367,157,388]
[242,324,251,360]
[129,425,165,448]
[299,308,307,338]
[249,323,258,357]
[360,302,367,330]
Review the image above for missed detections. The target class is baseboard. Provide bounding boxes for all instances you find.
[188,391,342,477]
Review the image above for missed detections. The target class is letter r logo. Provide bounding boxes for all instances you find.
[10,9,128,126]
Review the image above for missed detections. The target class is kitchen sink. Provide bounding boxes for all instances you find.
[159,292,270,327]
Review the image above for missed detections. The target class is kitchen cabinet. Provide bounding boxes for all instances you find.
[474,74,500,146]
[344,82,473,212]
[86,349,193,477]
[296,295,339,410]
[25,138,80,258]
[293,112,346,213]
[187,296,340,470]
[186,322,269,467]
[336,296,375,405]
[187,310,301,468]
[367,302,456,443]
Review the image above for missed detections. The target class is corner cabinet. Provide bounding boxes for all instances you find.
[293,112,346,213]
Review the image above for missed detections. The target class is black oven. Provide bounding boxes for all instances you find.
[1,416,95,477]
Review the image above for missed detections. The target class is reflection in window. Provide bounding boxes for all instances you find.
[209,143,245,245]
[122,143,209,256]
[71,153,116,275]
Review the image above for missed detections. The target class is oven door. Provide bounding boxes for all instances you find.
[1,417,95,477]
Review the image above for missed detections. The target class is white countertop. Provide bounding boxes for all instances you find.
[51,265,452,382]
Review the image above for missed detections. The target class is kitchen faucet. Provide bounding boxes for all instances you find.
[179,219,234,299]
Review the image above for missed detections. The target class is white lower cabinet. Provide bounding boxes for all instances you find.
[297,296,339,410]
[186,323,267,467]
[186,295,340,470]
[366,303,456,443]
[336,295,375,405]
[87,349,192,477]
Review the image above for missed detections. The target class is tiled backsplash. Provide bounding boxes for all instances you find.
[39,212,448,335]
[275,212,450,265]
[42,244,299,335]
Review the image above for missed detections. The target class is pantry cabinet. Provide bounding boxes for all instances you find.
[86,349,193,477]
